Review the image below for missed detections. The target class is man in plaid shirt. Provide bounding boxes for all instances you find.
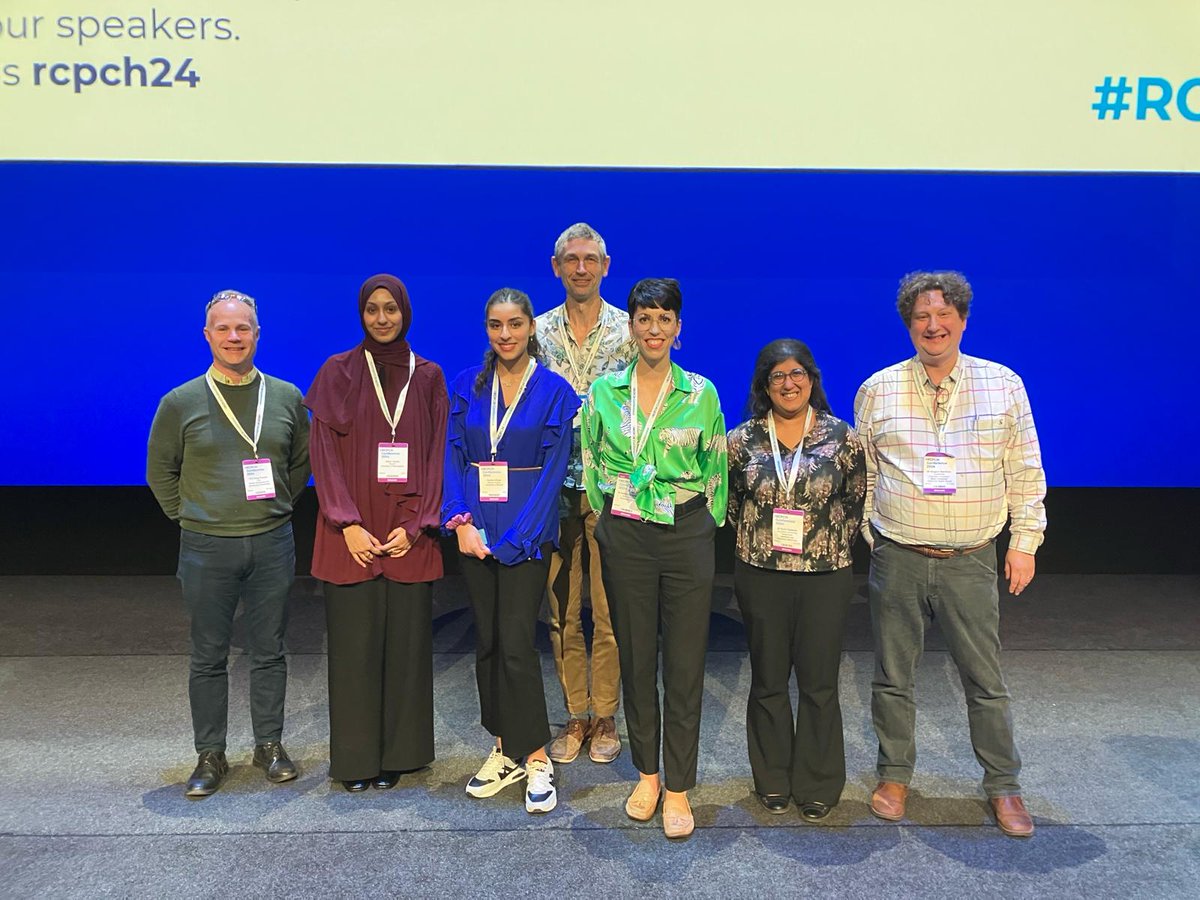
[854,271,1046,838]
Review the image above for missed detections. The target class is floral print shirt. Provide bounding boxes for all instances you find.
[535,301,635,494]
[582,361,727,526]
[726,411,866,571]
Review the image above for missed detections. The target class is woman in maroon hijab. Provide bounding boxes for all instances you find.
[305,274,449,792]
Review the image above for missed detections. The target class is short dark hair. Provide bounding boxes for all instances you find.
[627,278,682,317]
[746,338,832,419]
[896,271,972,325]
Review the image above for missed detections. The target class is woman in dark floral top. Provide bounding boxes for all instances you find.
[726,338,866,821]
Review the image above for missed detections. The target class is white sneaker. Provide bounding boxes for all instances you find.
[524,758,557,813]
[466,747,525,798]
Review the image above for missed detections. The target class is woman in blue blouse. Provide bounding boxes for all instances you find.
[443,287,579,815]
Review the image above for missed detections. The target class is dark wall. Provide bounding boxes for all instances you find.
[2,487,1196,576]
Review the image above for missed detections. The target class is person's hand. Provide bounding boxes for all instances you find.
[343,524,384,568]
[456,523,492,559]
[1005,549,1036,596]
[380,526,412,558]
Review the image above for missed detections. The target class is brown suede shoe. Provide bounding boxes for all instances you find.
[991,795,1035,837]
[588,716,622,763]
[870,781,909,821]
[548,717,590,764]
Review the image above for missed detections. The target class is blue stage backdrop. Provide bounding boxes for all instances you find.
[2,162,1196,487]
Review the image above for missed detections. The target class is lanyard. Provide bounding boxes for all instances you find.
[629,368,673,461]
[206,372,266,458]
[767,406,813,503]
[490,358,537,459]
[557,312,604,391]
[910,358,964,450]
[365,349,415,442]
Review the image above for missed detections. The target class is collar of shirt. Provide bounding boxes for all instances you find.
[207,365,259,386]
[610,360,697,394]
[912,354,963,391]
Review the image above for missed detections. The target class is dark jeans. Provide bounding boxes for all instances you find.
[177,522,295,753]
[868,535,1021,797]
[459,548,552,759]
[595,496,715,793]
[324,578,434,781]
[734,561,853,805]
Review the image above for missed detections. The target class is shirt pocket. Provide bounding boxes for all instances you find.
[973,414,1010,463]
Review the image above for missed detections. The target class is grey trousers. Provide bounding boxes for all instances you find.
[868,534,1022,797]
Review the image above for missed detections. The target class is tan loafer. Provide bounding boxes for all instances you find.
[991,795,1035,837]
[625,779,662,822]
[663,795,694,839]
[870,781,909,821]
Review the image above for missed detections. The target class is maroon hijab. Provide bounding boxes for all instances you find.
[305,274,417,432]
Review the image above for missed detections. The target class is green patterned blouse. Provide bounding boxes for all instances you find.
[581,361,728,526]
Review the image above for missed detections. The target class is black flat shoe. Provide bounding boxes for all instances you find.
[373,771,400,790]
[800,800,834,821]
[342,779,371,792]
[757,793,791,814]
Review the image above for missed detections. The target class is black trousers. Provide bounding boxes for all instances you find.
[734,560,854,805]
[595,496,716,792]
[323,578,434,781]
[459,549,552,759]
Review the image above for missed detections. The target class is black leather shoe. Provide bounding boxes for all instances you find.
[185,750,229,798]
[757,793,791,814]
[252,741,298,783]
[373,771,400,790]
[800,800,834,821]
[343,779,371,792]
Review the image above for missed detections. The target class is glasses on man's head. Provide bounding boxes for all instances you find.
[768,368,809,386]
[207,290,257,311]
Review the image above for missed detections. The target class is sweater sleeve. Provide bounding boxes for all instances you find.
[441,375,472,525]
[146,392,183,522]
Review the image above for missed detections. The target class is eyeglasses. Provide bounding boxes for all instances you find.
[768,368,809,386]
[933,384,950,427]
[207,290,257,311]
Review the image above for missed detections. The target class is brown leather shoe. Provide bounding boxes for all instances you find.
[870,781,908,821]
[548,717,590,764]
[990,795,1035,837]
[588,716,621,763]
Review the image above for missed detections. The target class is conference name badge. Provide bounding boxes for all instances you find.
[922,452,957,494]
[478,461,509,502]
[771,508,805,554]
[611,473,642,519]
[377,442,409,483]
[242,459,276,501]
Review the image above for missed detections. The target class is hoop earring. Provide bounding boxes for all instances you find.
[672,336,682,351]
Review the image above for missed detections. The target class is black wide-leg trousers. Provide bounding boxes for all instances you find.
[734,561,853,805]
[323,578,434,781]
[595,496,715,793]
[459,549,553,759]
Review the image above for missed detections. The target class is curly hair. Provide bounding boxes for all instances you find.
[746,338,832,419]
[474,287,542,394]
[896,271,972,325]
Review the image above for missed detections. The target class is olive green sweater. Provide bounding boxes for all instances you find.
[147,372,311,536]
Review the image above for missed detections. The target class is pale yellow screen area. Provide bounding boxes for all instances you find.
[1,0,1196,171]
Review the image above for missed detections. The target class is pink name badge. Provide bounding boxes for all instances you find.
[478,461,509,502]
[771,508,805,554]
[610,474,642,519]
[241,458,276,501]
[922,451,957,495]
[377,442,409,483]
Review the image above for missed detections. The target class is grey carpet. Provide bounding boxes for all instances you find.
[1,575,1197,898]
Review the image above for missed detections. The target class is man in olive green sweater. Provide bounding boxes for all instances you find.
[147,290,310,798]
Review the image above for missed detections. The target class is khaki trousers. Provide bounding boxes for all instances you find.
[547,489,620,718]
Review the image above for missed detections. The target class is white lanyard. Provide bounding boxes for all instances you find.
[629,368,673,461]
[910,358,964,449]
[557,313,604,391]
[206,372,266,458]
[490,358,537,459]
[767,407,813,504]
[365,349,415,442]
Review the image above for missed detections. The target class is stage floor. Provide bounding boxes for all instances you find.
[1,574,1197,899]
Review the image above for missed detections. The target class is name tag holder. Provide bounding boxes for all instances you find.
[771,508,805,553]
[478,461,509,502]
[610,473,642,519]
[377,442,409,483]
[922,451,957,494]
